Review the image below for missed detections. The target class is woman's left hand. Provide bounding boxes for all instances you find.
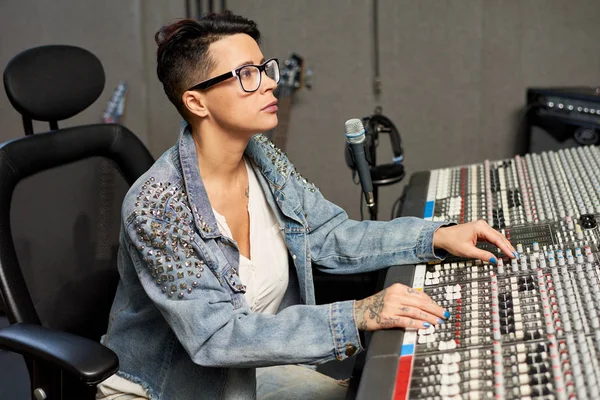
[433,220,517,264]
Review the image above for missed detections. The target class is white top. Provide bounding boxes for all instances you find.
[213,158,289,313]
[97,158,289,399]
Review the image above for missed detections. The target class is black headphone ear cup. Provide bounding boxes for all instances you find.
[374,115,403,161]
[370,163,405,184]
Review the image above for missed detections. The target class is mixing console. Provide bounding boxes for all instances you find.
[387,146,600,400]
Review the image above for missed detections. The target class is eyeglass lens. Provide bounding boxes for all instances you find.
[239,59,279,92]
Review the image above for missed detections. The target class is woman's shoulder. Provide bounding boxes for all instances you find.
[121,145,185,224]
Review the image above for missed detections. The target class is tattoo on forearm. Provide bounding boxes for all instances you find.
[355,290,386,330]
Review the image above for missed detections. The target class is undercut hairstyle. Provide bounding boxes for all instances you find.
[155,11,261,119]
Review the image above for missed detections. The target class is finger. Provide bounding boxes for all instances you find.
[477,223,515,259]
[469,247,498,264]
[396,305,444,326]
[380,316,431,330]
[399,291,447,319]
[495,229,517,257]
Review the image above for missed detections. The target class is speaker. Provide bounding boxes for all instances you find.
[525,87,600,154]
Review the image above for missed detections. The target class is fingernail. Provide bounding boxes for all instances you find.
[513,251,520,260]
[438,318,444,324]
[490,256,497,265]
[423,322,431,327]
[443,310,451,319]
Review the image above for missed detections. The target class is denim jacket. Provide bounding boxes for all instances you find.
[101,123,449,399]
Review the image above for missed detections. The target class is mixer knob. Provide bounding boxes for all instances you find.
[580,213,597,229]
[511,258,519,272]
[539,257,547,268]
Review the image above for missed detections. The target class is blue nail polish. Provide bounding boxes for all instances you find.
[443,310,451,319]
[513,251,520,259]
[423,322,431,327]
[490,256,497,265]
[438,318,444,324]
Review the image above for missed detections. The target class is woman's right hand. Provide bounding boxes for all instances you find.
[354,283,449,331]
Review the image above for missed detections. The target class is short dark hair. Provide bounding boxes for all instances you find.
[155,11,261,119]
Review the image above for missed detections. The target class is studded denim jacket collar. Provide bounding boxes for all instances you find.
[176,122,303,241]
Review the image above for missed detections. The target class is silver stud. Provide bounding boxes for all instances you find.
[178,292,184,298]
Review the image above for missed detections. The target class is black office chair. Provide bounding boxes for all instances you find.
[0,45,154,399]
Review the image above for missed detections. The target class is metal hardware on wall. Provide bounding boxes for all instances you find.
[186,0,228,18]
[372,0,381,102]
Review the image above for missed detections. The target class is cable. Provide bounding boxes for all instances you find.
[359,190,364,221]
[372,0,381,99]
[185,0,191,18]
[390,196,401,220]
[390,190,406,220]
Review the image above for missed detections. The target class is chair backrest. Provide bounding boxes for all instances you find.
[0,45,155,343]
[0,126,154,340]
[3,45,105,135]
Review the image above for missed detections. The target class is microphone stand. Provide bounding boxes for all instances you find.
[367,193,378,221]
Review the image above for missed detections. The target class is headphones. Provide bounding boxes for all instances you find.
[345,108,405,185]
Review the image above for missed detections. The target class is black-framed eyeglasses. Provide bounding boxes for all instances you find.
[187,58,280,93]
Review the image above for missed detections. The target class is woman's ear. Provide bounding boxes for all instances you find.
[182,90,209,118]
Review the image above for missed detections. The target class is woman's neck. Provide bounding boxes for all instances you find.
[191,121,251,184]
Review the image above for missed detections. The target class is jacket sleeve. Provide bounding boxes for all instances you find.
[125,214,362,368]
[289,175,454,274]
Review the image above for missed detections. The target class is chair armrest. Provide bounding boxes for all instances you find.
[0,323,118,385]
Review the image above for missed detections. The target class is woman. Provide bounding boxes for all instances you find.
[98,11,516,400]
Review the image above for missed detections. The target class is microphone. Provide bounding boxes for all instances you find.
[345,118,375,208]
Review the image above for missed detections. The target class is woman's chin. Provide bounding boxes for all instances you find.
[260,115,279,132]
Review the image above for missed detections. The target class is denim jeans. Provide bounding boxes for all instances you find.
[256,365,348,400]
